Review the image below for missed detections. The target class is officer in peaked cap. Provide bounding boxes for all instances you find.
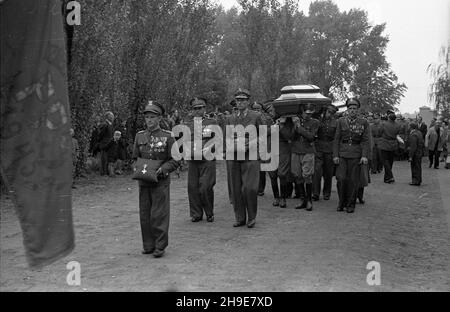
[132,100,179,258]
[313,103,338,202]
[333,97,370,213]
[222,88,265,228]
[234,88,251,99]
[185,96,217,223]
[144,100,165,115]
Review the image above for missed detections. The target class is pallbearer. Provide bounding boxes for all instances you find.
[333,98,370,213]
[312,104,338,201]
[277,116,296,208]
[291,104,320,211]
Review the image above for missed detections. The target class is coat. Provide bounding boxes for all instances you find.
[425,127,446,152]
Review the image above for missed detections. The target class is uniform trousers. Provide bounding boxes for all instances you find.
[380,150,395,181]
[336,157,360,208]
[226,160,234,204]
[278,152,292,198]
[188,160,216,219]
[268,170,280,199]
[229,160,260,223]
[313,152,334,198]
[371,145,383,172]
[139,179,170,252]
[258,170,266,194]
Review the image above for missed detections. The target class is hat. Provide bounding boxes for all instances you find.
[304,103,315,114]
[327,104,338,114]
[144,100,165,116]
[234,88,250,99]
[345,98,360,108]
[190,97,207,108]
[252,102,262,110]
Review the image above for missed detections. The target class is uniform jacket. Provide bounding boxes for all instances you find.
[316,116,337,154]
[378,120,401,151]
[409,129,424,158]
[333,116,370,159]
[184,116,218,161]
[132,127,179,181]
[370,122,383,146]
[291,117,320,155]
[425,126,447,151]
[221,109,265,160]
[278,119,295,154]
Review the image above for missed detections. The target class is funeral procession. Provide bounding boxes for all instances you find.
[1,0,449,293]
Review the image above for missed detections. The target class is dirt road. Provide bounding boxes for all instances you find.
[1,160,449,291]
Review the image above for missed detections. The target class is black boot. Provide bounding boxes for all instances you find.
[305,183,313,211]
[336,181,345,211]
[295,183,307,209]
[357,187,365,204]
[295,182,305,200]
[286,182,293,198]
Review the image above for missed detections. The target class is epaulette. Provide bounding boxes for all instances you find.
[137,130,146,134]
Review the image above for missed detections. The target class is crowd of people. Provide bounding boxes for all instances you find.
[74,90,449,258]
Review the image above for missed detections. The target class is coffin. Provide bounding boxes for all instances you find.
[271,85,331,117]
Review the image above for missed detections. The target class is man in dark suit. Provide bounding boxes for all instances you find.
[417,115,428,140]
[408,122,424,185]
[98,111,115,176]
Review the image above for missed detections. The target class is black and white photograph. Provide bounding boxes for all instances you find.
[1,0,449,295]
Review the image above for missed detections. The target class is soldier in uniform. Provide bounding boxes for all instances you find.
[223,89,264,228]
[312,104,338,201]
[291,104,320,211]
[378,109,402,183]
[132,101,179,258]
[355,110,373,205]
[333,98,370,213]
[277,116,295,208]
[370,113,383,174]
[185,97,217,222]
[254,101,280,205]
[408,122,424,186]
[252,102,267,196]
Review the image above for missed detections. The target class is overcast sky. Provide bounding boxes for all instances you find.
[215,0,450,113]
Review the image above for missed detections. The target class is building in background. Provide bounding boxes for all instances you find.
[419,106,438,126]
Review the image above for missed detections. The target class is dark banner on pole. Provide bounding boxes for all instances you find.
[0,0,75,268]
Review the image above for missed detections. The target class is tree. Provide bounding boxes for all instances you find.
[428,45,450,118]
